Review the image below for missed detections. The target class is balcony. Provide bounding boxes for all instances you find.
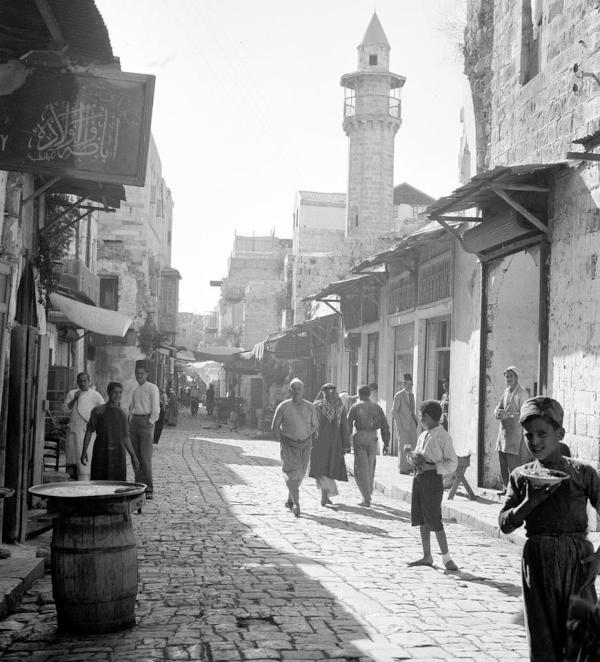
[60,258,99,305]
[343,94,401,120]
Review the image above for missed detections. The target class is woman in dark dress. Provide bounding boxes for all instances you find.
[81,382,139,481]
[310,384,350,507]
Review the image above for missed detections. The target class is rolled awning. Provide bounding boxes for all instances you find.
[49,293,132,337]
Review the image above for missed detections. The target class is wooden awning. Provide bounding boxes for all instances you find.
[426,163,567,259]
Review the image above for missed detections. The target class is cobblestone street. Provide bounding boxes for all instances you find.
[0,413,529,661]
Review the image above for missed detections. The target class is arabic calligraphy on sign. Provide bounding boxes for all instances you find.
[28,101,121,163]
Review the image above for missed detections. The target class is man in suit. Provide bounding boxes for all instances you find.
[392,373,419,474]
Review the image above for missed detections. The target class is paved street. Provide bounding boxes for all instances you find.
[0,412,528,661]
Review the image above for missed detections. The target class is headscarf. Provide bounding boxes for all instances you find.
[314,383,344,423]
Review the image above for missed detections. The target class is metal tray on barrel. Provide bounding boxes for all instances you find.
[29,481,146,634]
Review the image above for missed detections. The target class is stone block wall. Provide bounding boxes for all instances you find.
[291,253,351,324]
[345,120,397,255]
[465,0,600,466]
[242,280,283,349]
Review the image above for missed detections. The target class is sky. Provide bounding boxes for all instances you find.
[95,0,467,314]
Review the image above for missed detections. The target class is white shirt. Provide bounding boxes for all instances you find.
[415,425,458,476]
[130,381,160,424]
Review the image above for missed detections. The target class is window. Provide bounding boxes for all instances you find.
[521,0,542,84]
[369,54,378,66]
[418,253,451,306]
[99,276,119,311]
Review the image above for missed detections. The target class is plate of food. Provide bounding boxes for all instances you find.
[522,465,569,488]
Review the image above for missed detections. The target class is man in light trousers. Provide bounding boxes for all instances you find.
[347,384,390,507]
[272,378,318,518]
[129,360,160,499]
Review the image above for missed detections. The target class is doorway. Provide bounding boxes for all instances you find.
[480,245,542,488]
[423,316,450,401]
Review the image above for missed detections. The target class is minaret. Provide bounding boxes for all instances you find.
[341,13,405,256]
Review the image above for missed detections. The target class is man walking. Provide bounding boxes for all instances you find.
[62,372,104,480]
[347,384,390,507]
[392,373,419,474]
[272,378,318,518]
[129,360,160,499]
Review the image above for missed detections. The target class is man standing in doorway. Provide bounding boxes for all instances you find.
[129,360,160,499]
[392,373,419,474]
[62,372,105,480]
[272,378,318,518]
[494,365,528,496]
[347,384,390,507]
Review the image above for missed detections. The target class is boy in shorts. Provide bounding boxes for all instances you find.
[408,400,459,570]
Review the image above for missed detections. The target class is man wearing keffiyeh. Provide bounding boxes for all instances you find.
[309,384,350,507]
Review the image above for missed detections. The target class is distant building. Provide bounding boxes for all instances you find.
[94,135,180,393]
[392,183,436,235]
[176,312,209,351]
[217,234,291,350]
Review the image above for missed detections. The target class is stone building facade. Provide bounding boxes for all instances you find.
[434,0,600,485]
[94,135,179,396]
[217,235,292,349]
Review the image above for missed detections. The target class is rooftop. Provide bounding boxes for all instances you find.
[297,191,346,207]
[394,182,436,207]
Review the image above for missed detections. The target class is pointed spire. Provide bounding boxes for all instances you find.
[360,13,390,49]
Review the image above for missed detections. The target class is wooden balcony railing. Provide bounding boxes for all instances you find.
[61,258,99,305]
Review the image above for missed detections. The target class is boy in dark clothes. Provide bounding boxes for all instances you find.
[499,396,600,662]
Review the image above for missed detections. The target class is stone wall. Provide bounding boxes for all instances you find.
[464,0,600,466]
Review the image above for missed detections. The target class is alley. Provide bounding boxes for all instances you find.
[1,413,528,662]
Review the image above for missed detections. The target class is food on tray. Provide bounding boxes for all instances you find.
[525,465,566,478]
[522,463,568,487]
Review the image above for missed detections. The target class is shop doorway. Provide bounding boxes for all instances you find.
[391,323,414,455]
[480,245,542,488]
[423,316,450,401]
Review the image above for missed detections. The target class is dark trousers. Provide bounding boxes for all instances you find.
[153,408,165,444]
[499,450,522,487]
[130,415,154,495]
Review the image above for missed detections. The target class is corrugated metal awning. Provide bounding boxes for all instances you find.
[427,163,567,257]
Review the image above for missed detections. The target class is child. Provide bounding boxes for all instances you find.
[499,396,600,662]
[407,400,459,571]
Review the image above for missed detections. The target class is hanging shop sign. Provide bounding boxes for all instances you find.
[0,67,155,186]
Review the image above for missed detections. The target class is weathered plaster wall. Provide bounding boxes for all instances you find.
[550,166,600,460]
[483,249,539,487]
[448,242,481,474]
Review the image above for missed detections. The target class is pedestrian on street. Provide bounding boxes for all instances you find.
[81,382,140,481]
[166,388,178,426]
[62,372,105,481]
[494,365,529,496]
[440,379,449,431]
[392,373,419,474]
[271,378,318,518]
[407,399,458,571]
[190,384,200,415]
[205,383,215,416]
[347,384,390,507]
[309,383,350,507]
[129,360,160,500]
[153,389,168,444]
[499,396,600,662]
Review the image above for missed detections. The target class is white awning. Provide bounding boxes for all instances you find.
[49,293,132,337]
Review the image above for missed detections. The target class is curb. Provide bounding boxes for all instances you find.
[0,557,45,620]
[344,456,526,547]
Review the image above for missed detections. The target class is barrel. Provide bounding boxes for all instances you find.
[51,513,138,633]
